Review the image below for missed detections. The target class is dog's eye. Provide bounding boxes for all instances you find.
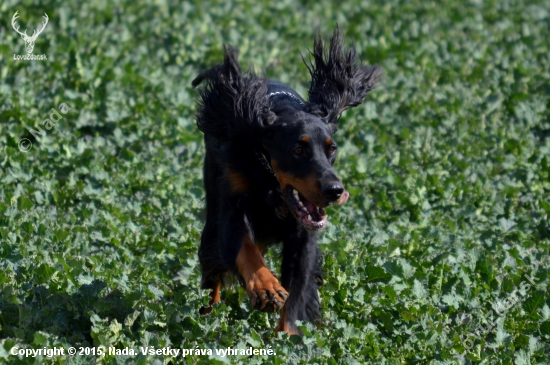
[293,147,303,155]
[328,146,337,155]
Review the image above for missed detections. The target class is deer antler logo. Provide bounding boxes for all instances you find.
[12,11,49,54]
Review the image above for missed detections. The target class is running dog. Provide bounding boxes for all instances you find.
[192,27,381,335]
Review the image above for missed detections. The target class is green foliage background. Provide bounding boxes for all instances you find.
[1,0,549,363]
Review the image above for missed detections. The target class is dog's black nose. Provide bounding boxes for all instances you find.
[321,183,344,201]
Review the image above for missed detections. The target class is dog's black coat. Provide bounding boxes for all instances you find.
[193,27,381,334]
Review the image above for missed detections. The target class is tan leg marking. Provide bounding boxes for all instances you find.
[200,281,221,315]
[275,303,300,335]
[237,235,288,312]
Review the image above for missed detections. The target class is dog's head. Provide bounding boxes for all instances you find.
[193,27,382,230]
[260,28,381,230]
[259,109,348,230]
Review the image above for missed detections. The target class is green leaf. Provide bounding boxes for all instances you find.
[17,196,33,210]
[365,265,393,284]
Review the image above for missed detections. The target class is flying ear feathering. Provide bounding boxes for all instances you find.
[306,26,383,124]
[192,46,276,140]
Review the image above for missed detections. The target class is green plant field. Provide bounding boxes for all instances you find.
[1,0,549,363]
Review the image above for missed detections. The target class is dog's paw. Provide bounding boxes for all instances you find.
[245,267,288,312]
[199,305,214,315]
[199,283,222,315]
[275,321,302,336]
[275,304,302,336]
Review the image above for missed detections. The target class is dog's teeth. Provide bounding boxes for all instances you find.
[307,214,312,221]
[298,201,304,206]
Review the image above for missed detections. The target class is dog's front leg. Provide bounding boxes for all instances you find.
[277,230,322,335]
[236,234,288,312]
[217,196,288,312]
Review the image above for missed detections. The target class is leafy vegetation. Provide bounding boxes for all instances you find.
[1,0,549,363]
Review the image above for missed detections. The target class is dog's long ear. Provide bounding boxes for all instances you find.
[193,46,276,140]
[306,27,382,131]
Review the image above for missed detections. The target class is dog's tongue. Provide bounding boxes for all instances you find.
[335,191,349,206]
[303,190,349,209]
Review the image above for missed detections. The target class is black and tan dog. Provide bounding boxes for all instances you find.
[192,27,381,335]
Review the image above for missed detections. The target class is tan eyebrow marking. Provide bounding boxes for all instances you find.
[326,137,333,145]
[301,136,309,143]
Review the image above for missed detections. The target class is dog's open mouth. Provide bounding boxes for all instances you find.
[286,187,327,230]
